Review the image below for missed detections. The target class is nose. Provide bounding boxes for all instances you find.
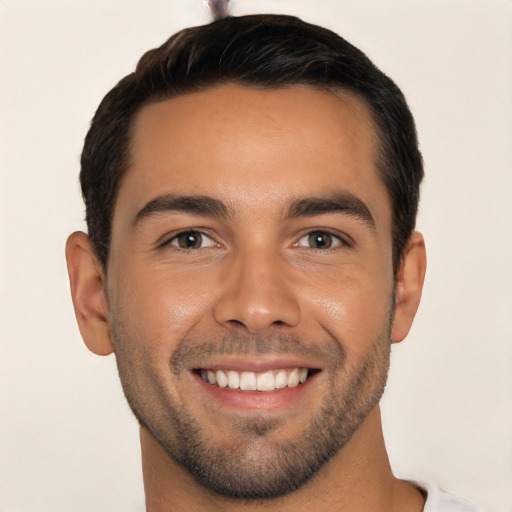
[213,248,301,333]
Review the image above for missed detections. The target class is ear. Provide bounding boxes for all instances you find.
[65,231,114,355]
[390,231,427,343]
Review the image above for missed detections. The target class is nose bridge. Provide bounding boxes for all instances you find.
[214,244,301,332]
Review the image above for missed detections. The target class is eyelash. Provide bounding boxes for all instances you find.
[159,228,351,252]
[295,230,352,251]
[159,230,219,251]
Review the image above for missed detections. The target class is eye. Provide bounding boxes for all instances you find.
[296,230,346,250]
[167,230,218,250]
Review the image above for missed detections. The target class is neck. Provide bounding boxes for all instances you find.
[141,407,425,512]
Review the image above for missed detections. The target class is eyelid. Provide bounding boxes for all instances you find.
[157,228,221,250]
[155,227,352,250]
[294,229,353,249]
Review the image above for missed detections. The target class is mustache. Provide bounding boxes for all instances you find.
[170,333,345,373]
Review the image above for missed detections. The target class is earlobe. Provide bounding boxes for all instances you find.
[390,231,427,343]
[65,231,114,355]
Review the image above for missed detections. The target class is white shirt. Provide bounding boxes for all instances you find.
[419,482,487,512]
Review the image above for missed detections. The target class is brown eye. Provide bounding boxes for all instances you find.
[308,231,333,249]
[177,231,202,249]
[296,230,345,250]
[170,231,217,250]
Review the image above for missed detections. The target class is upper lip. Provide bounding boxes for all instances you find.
[192,355,323,373]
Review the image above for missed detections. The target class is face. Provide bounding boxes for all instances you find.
[107,84,396,498]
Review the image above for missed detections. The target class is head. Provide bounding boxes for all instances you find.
[80,14,423,276]
[67,14,426,501]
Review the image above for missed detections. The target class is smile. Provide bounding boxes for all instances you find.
[198,368,310,391]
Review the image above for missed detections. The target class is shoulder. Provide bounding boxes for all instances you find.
[417,482,488,512]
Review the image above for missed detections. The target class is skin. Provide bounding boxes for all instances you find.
[66,84,427,511]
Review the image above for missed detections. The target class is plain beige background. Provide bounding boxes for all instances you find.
[1,1,511,511]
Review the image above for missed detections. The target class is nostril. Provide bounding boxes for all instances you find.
[227,319,246,328]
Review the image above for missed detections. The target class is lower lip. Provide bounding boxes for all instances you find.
[194,372,319,411]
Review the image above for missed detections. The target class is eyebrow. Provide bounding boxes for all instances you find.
[287,193,376,230]
[133,194,232,227]
[133,191,375,230]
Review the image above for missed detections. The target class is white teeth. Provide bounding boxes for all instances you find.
[206,370,216,385]
[275,369,287,389]
[257,371,275,391]
[199,368,311,390]
[287,368,299,387]
[240,371,257,391]
[216,370,228,388]
[227,370,240,389]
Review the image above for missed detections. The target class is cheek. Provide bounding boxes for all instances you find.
[110,266,214,357]
[307,272,393,359]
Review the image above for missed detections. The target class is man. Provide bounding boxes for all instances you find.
[65,14,484,511]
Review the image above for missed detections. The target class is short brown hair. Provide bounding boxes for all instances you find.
[80,14,423,273]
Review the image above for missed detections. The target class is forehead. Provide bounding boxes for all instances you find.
[115,84,389,228]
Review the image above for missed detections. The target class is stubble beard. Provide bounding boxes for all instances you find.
[110,320,392,501]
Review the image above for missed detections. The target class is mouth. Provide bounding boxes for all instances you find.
[196,368,312,392]
[191,356,324,414]
[195,367,318,391]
